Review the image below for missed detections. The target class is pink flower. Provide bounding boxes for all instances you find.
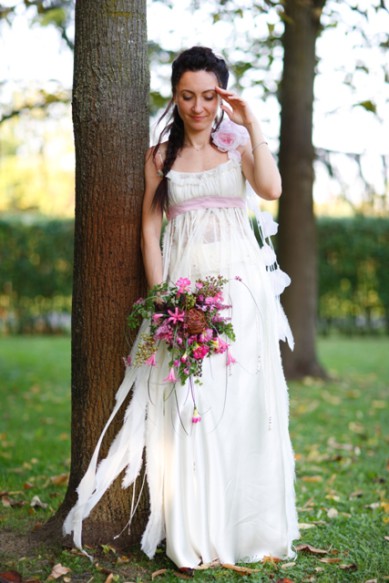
[211,119,249,152]
[195,281,204,289]
[163,367,177,383]
[193,345,210,360]
[226,350,237,366]
[192,407,202,424]
[123,355,132,367]
[155,323,174,341]
[145,353,157,366]
[176,277,191,293]
[167,307,185,324]
[199,328,213,343]
[152,313,165,322]
[214,337,229,354]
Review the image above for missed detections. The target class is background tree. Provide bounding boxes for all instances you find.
[277,0,327,378]
[39,0,150,546]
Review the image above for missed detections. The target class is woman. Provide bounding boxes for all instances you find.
[64,46,299,569]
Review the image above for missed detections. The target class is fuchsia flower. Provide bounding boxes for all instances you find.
[176,277,191,294]
[145,353,157,366]
[192,407,202,424]
[152,313,164,322]
[164,367,177,383]
[226,350,237,366]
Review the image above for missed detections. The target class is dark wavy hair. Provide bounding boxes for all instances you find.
[152,46,229,211]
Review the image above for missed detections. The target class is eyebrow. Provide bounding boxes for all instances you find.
[179,88,217,94]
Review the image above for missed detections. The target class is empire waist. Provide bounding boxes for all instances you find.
[167,196,246,220]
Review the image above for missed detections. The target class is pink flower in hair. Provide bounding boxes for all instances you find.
[211,119,249,152]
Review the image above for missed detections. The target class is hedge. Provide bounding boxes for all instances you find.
[1,216,388,334]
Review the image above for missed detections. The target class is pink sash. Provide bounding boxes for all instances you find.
[167,196,245,220]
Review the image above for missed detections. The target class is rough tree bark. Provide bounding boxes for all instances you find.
[277,0,327,379]
[38,0,149,547]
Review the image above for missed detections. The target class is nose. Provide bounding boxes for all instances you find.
[192,98,203,113]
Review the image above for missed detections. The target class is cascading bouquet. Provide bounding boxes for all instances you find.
[127,275,236,421]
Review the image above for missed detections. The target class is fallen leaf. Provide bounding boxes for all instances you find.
[48,564,71,580]
[280,562,296,569]
[364,580,377,583]
[298,523,316,530]
[104,574,113,583]
[384,536,389,542]
[262,556,281,564]
[350,490,363,498]
[327,507,338,518]
[152,570,168,580]
[276,579,295,583]
[301,475,323,483]
[173,568,193,579]
[222,563,261,573]
[48,473,69,487]
[366,502,380,510]
[319,557,341,564]
[23,482,34,490]
[30,495,48,509]
[0,571,22,583]
[295,544,328,555]
[339,563,357,571]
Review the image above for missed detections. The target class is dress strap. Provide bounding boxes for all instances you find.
[167,195,245,220]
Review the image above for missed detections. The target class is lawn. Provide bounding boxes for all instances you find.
[0,335,388,582]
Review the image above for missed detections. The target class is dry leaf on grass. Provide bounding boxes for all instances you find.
[152,569,168,580]
[319,557,342,564]
[0,571,23,583]
[47,564,71,580]
[327,507,338,518]
[280,562,296,569]
[222,563,261,573]
[295,544,328,555]
[298,523,316,530]
[104,574,113,583]
[301,475,323,483]
[47,473,69,487]
[339,563,357,571]
[30,495,48,509]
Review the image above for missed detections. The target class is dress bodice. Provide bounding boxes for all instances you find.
[167,158,246,207]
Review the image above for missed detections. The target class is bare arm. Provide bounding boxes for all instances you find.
[141,148,164,288]
[216,87,282,201]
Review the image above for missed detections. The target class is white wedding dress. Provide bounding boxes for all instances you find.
[64,154,300,568]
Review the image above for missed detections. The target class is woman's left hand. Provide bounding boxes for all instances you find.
[216,86,255,127]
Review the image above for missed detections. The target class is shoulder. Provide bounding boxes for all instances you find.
[145,142,168,175]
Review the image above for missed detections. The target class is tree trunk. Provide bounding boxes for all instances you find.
[38,0,149,548]
[278,0,327,379]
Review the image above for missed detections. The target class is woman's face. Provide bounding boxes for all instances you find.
[174,70,220,132]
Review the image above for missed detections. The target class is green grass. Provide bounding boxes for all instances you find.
[0,335,388,582]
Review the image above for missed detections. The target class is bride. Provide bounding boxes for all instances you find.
[64,45,299,570]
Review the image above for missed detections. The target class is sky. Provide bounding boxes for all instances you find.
[1,0,388,209]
